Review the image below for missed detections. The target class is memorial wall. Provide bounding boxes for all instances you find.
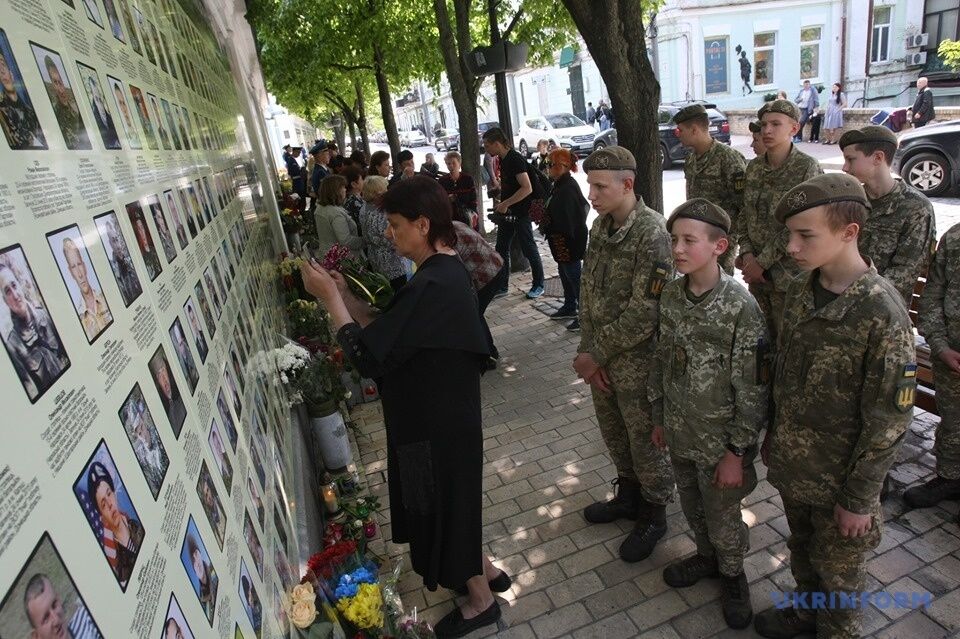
[0,0,297,635]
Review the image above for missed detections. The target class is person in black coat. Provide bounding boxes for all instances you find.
[542,148,589,329]
[911,77,935,127]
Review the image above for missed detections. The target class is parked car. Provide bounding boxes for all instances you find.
[592,101,731,169]
[515,113,595,157]
[434,128,460,151]
[400,129,428,146]
[892,119,960,197]
[478,120,500,145]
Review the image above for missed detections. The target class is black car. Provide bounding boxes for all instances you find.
[593,101,731,169]
[434,128,460,151]
[892,119,960,197]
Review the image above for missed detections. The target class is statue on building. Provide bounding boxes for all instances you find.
[736,45,753,95]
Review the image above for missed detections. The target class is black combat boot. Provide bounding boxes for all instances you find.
[662,554,719,587]
[753,606,816,638]
[583,477,640,524]
[903,475,960,509]
[720,572,753,629]
[619,496,667,562]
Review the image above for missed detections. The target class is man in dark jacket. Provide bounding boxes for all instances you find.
[911,77,935,127]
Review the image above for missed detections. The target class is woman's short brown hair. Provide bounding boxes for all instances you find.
[378,176,457,248]
[368,151,390,175]
[342,165,364,189]
[318,174,347,206]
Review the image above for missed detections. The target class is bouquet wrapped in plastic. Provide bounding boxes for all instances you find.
[321,244,394,310]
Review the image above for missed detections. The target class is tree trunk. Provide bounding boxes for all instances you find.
[560,0,663,213]
[346,113,357,151]
[334,116,346,152]
[373,44,401,171]
[354,78,371,156]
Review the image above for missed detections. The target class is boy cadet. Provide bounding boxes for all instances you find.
[649,198,769,629]
[749,120,767,158]
[906,224,960,512]
[839,125,936,306]
[675,104,747,274]
[737,100,822,339]
[755,174,916,639]
[574,146,676,562]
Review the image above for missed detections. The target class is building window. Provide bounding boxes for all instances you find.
[754,32,776,86]
[800,27,821,79]
[871,7,891,63]
[924,0,959,52]
[283,130,290,139]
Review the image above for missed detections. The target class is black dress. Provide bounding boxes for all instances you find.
[337,254,489,590]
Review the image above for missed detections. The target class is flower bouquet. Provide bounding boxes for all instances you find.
[292,348,350,417]
[321,244,394,311]
[281,207,306,234]
[278,252,308,301]
[287,299,330,342]
[284,581,333,638]
[271,342,313,406]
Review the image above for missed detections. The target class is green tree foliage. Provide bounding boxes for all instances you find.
[941,40,960,72]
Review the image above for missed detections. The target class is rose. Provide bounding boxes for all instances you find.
[291,582,315,604]
[290,598,318,629]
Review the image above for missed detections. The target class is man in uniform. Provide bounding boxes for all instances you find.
[62,238,112,341]
[755,174,915,639]
[675,104,746,274]
[737,100,822,340]
[748,120,766,158]
[574,146,676,562]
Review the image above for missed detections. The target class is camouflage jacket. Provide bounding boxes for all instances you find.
[648,272,770,467]
[859,179,936,306]
[920,222,960,357]
[768,264,915,514]
[738,146,822,290]
[684,141,747,237]
[578,198,673,367]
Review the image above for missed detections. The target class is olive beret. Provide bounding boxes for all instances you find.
[667,198,731,234]
[582,145,637,173]
[759,99,800,122]
[838,125,898,150]
[673,104,708,124]
[775,173,871,223]
[748,120,762,134]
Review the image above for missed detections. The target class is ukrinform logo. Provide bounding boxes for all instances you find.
[771,591,933,610]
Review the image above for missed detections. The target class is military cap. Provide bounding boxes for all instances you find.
[775,173,871,223]
[673,103,707,124]
[667,198,731,234]
[309,143,324,155]
[582,145,636,172]
[759,99,800,122]
[838,125,898,150]
[748,120,762,134]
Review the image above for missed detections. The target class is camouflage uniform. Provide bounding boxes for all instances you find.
[769,265,915,638]
[684,143,747,274]
[738,146,822,338]
[919,223,960,480]
[579,198,675,505]
[649,272,769,576]
[858,179,936,306]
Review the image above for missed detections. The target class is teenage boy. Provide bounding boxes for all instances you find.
[755,173,915,639]
[749,120,766,158]
[675,104,747,274]
[650,198,769,629]
[737,100,822,340]
[839,125,936,306]
[576,146,676,562]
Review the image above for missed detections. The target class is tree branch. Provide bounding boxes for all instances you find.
[327,62,375,71]
[502,6,524,40]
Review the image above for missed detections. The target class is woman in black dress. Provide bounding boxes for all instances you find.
[302,176,508,638]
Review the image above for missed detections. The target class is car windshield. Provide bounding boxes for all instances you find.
[546,114,585,128]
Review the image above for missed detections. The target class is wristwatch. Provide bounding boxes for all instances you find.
[726,443,747,457]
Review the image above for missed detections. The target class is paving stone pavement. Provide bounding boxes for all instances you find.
[352,208,960,639]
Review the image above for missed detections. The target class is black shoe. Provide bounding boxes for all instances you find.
[903,475,960,508]
[493,289,508,299]
[720,572,753,629]
[754,606,816,639]
[566,319,580,332]
[484,357,498,371]
[549,307,577,320]
[663,554,719,587]
[619,498,667,562]
[583,478,640,524]
[453,571,512,596]
[434,600,501,638]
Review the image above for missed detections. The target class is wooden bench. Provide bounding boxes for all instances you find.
[909,272,939,415]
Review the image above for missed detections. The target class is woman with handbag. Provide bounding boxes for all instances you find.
[542,148,588,331]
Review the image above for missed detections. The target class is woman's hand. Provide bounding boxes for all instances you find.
[301,258,343,305]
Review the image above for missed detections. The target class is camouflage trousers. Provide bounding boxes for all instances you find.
[781,497,882,639]
[592,357,675,505]
[933,358,960,479]
[748,282,786,345]
[671,451,757,576]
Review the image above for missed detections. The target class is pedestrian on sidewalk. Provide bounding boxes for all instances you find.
[793,80,819,142]
[911,77,936,127]
[438,151,478,229]
[821,82,846,144]
[542,148,588,330]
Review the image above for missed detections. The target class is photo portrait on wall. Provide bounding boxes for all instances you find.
[127,84,157,150]
[168,317,199,394]
[215,388,239,452]
[217,245,234,286]
[171,102,189,150]
[184,183,205,231]
[81,0,104,28]
[180,106,197,149]
[100,0,125,42]
[145,194,177,264]
[0,244,70,403]
[238,559,262,639]
[145,91,170,150]
[178,185,203,234]
[29,42,91,150]
[125,200,162,281]
[273,505,289,556]
[93,210,143,306]
[0,533,103,638]
[148,344,187,438]
[193,179,211,224]
[74,62,120,150]
[207,418,233,493]
[242,510,264,580]
[249,442,266,493]
[202,268,222,318]
[179,515,218,626]
[159,97,182,150]
[229,343,245,393]
[201,176,218,218]
[45,224,113,344]
[131,5,156,66]
[115,0,141,56]
[119,382,170,499]
[247,474,264,532]
[196,460,227,550]
[163,188,189,249]
[106,75,141,149]
[161,592,196,639]
[0,29,47,150]
[149,20,170,76]
[193,281,216,339]
[73,440,146,591]
[223,366,241,418]
[209,257,227,301]
[182,297,208,364]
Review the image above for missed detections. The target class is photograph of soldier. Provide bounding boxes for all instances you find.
[223,366,242,417]
[238,560,263,639]
[75,63,121,150]
[273,585,290,637]
[162,189,190,249]
[209,257,227,300]
[29,43,91,150]
[72,441,146,590]
[179,515,218,626]
[218,243,235,281]
[0,30,46,150]
[0,244,70,403]
[273,506,289,555]
[202,176,218,218]
[194,179,212,224]
[114,0,140,53]
[247,475,264,531]
[243,510,264,579]
[106,75,141,149]
[161,593,196,639]
[193,281,216,338]
[125,201,162,281]
[203,268,222,317]
[119,383,169,499]
[196,460,227,549]
[229,344,245,392]
[150,21,171,76]
[249,440,267,492]
[184,184,206,230]
[145,92,170,150]
[146,194,177,263]
[207,419,233,492]
[172,103,190,150]
[81,0,103,28]
[0,533,103,638]
[45,225,113,343]
[128,84,157,150]
[216,388,239,451]
[93,210,143,306]
[183,297,209,363]
[131,5,156,65]
[148,344,187,438]
[168,317,199,393]
[159,97,182,150]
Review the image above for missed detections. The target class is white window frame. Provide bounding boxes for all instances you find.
[800,26,822,82]
[753,31,777,88]
[871,6,892,64]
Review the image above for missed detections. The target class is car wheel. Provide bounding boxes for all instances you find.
[518,139,529,157]
[594,140,607,151]
[902,153,950,196]
[660,143,672,170]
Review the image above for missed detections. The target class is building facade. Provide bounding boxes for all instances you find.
[262,94,319,171]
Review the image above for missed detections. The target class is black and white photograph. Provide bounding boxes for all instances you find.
[207,418,233,493]
[215,389,239,452]
[161,593,196,639]
[73,440,145,591]
[0,244,70,403]
[163,189,190,248]
[0,533,103,638]
[0,29,47,150]
[128,84,157,150]
[168,317,199,394]
[179,515,218,626]
[238,559,262,639]
[183,297,208,363]
[148,344,187,438]
[29,42,91,150]
[106,75,141,149]
[119,382,169,499]
[74,61,121,150]
[145,194,177,264]
[196,460,227,550]
[242,510,264,579]
[126,200,162,281]
[45,224,113,344]
[93,210,143,306]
